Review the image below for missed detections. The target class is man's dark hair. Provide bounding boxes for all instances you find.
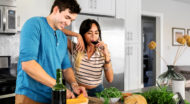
[79,19,102,49]
[50,0,81,14]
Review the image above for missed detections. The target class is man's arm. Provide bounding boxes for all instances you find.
[62,29,79,37]
[63,68,77,85]
[67,38,72,54]
[22,60,56,88]
[22,60,78,98]
[62,29,84,51]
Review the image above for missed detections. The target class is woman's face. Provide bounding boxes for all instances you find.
[84,23,100,45]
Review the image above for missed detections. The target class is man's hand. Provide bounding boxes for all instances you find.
[71,83,88,97]
[76,34,85,51]
[66,89,75,99]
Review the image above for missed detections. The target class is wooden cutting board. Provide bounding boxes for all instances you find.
[88,97,122,104]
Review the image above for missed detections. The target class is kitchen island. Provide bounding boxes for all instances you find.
[1,88,189,104]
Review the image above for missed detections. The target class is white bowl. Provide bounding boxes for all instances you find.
[110,97,120,103]
[100,97,120,103]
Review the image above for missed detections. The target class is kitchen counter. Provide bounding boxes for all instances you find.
[1,89,189,104]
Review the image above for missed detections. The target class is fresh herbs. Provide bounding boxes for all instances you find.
[96,87,122,104]
[141,86,176,104]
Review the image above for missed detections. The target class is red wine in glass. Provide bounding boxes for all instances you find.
[91,41,99,45]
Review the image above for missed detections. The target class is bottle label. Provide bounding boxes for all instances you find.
[52,90,66,104]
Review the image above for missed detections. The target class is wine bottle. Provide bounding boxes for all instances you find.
[52,69,66,104]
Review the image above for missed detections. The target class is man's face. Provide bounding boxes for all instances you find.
[54,8,77,30]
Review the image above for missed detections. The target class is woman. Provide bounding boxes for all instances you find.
[64,19,113,96]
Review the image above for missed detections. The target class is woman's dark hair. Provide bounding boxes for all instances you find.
[50,0,81,14]
[79,19,102,48]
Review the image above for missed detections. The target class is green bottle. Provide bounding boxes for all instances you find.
[52,69,66,104]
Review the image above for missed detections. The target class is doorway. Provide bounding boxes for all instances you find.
[142,16,156,87]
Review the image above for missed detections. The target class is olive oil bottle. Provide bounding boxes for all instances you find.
[52,69,66,104]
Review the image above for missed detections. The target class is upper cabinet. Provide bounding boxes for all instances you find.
[77,0,115,16]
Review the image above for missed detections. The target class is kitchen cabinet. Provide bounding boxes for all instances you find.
[123,0,142,91]
[77,0,115,16]
[125,43,142,91]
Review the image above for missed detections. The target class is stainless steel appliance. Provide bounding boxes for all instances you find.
[67,14,125,91]
[0,0,16,34]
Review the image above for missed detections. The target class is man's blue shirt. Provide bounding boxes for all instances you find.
[15,17,72,103]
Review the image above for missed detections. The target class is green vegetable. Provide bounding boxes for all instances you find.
[96,87,122,104]
[137,86,190,104]
[140,86,176,104]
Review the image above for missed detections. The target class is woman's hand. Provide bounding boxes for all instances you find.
[71,83,88,97]
[76,34,85,51]
[96,41,110,60]
[66,89,75,99]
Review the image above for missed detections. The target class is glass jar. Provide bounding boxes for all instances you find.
[157,65,186,91]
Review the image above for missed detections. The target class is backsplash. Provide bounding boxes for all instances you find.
[0,32,20,63]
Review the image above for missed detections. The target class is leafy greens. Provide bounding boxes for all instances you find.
[96,87,122,104]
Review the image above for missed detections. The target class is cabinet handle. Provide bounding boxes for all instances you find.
[126,32,133,41]
[126,46,133,56]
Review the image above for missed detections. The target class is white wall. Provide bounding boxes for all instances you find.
[0,34,20,63]
[142,0,190,72]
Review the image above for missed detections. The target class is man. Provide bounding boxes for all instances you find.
[15,0,87,103]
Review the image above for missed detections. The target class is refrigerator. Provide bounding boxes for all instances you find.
[66,14,125,91]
